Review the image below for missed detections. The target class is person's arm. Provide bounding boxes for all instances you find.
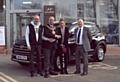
[25,26,31,50]
[42,29,56,42]
[64,28,69,46]
[55,28,61,39]
[42,28,49,41]
[87,28,92,42]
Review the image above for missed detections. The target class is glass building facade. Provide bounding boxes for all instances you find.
[0,0,4,26]
[4,0,120,49]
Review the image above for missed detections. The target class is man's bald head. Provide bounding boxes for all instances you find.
[33,15,40,25]
[78,19,84,27]
[49,16,55,25]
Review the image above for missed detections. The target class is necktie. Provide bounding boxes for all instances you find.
[77,29,81,44]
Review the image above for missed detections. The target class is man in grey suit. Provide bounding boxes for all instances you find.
[74,19,92,76]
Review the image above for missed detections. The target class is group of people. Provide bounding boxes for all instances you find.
[25,15,92,78]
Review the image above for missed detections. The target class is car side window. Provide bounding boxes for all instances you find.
[69,23,100,34]
[69,24,78,33]
[84,25,100,34]
[92,26,100,33]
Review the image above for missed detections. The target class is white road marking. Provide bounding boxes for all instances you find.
[0,72,18,82]
[0,76,9,82]
[51,73,76,78]
[88,62,118,70]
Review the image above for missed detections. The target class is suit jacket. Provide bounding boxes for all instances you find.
[42,24,59,49]
[75,26,92,52]
[57,27,69,48]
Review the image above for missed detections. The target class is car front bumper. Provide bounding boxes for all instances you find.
[11,54,30,63]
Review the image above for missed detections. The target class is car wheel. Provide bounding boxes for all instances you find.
[112,37,117,44]
[18,62,28,66]
[54,48,70,71]
[94,45,105,62]
[55,55,66,71]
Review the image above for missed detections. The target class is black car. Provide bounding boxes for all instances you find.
[11,21,107,68]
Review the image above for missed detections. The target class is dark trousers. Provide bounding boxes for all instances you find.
[29,45,42,74]
[59,47,68,72]
[75,45,88,73]
[43,48,56,73]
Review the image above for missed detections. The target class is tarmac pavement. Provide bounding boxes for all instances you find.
[0,44,120,82]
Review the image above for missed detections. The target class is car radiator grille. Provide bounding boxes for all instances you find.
[13,44,30,55]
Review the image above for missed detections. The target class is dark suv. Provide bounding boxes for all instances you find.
[11,21,107,68]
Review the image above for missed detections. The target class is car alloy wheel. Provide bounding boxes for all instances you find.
[56,55,65,70]
[95,45,105,62]
[56,56,60,70]
[98,47,104,60]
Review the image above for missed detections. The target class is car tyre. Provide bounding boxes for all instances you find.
[94,45,105,62]
[54,48,70,71]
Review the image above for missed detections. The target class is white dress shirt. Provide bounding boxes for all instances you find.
[25,21,40,47]
[76,26,84,45]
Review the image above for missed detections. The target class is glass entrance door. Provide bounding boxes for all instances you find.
[15,13,40,39]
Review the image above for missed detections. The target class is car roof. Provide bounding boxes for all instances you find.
[72,21,95,25]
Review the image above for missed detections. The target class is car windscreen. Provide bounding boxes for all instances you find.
[69,23,100,34]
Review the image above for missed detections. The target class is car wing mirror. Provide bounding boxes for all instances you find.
[69,32,74,37]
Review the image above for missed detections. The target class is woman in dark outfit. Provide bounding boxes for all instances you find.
[58,18,69,74]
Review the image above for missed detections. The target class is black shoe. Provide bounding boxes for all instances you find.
[49,71,58,75]
[44,74,49,78]
[81,72,88,76]
[60,71,64,74]
[30,74,34,77]
[74,71,80,74]
[37,72,43,77]
[64,70,68,74]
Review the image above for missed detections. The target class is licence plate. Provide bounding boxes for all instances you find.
[16,55,27,60]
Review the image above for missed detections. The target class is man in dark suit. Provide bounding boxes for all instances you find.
[42,16,61,78]
[25,15,43,77]
[74,19,92,76]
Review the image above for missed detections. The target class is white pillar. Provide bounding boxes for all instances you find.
[6,0,11,49]
[96,0,100,26]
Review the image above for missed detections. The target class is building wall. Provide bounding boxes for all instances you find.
[5,0,120,49]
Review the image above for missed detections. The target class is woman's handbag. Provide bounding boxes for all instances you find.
[62,47,67,54]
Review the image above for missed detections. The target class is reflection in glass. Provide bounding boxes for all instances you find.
[77,0,96,22]
[100,0,118,33]
[100,0,119,44]
[11,0,42,9]
[0,11,4,26]
[85,0,96,22]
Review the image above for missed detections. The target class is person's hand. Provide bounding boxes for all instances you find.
[55,35,61,39]
[27,46,31,50]
[60,44,65,48]
[48,38,56,42]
